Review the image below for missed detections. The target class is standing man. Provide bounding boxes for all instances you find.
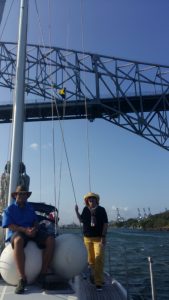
[2,185,55,294]
[75,192,108,291]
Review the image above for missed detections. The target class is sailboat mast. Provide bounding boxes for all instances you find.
[7,0,28,205]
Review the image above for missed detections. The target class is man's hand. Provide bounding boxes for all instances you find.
[25,226,38,237]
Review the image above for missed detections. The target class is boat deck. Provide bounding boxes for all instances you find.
[0,273,127,300]
[75,274,127,300]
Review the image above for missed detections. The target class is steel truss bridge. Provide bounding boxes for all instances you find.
[0,42,169,150]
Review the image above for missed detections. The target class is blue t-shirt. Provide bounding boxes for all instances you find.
[2,201,38,241]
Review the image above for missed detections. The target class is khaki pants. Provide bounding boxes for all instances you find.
[83,236,104,285]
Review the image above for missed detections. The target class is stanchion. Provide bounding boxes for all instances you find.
[148,256,156,300]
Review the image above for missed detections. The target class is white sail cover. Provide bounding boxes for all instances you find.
[0,0,6,26]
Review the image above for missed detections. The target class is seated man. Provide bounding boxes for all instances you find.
[2,185,55,294]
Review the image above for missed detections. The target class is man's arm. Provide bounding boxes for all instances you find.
[8,223,38,237]
[8,224,27,233]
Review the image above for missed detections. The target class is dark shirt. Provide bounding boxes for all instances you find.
[81,205,108,237]
[2,201,38,241]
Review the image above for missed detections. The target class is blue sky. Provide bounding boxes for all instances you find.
[0,0,169,224]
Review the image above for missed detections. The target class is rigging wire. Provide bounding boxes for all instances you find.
[35,0,92,203]
[35,0,56,206]
[7,2,20,184]
[35,0,59,233]
[47,0,74,228]
[80,0,92,192]
[0,0,19,210]
[47,0,59,234]
[56,90,67,219]
[53,97,78,205]
[0,0,16,161]
[54,90,67,226]
[7,89,15,164]
[34,0,46,47]
[39,121,42,202]
[0,0,15,41]
[56,3,73,215]
[34,0,78,224]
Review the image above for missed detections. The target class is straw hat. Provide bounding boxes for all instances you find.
[11,185,32,199]
[84,192,100,205]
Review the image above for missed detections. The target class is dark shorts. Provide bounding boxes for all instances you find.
[10,229,52,249]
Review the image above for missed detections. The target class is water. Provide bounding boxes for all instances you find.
[61,227,169,300]
[105,228,169,300]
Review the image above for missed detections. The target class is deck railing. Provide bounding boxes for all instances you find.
[105,241,169,300]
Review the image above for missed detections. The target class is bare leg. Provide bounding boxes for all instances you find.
[41,236,55,274]
[13,236,26,280]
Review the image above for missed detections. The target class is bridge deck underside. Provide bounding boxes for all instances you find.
[0,94,168,123]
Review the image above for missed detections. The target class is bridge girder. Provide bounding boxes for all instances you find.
[0,42,169,150]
